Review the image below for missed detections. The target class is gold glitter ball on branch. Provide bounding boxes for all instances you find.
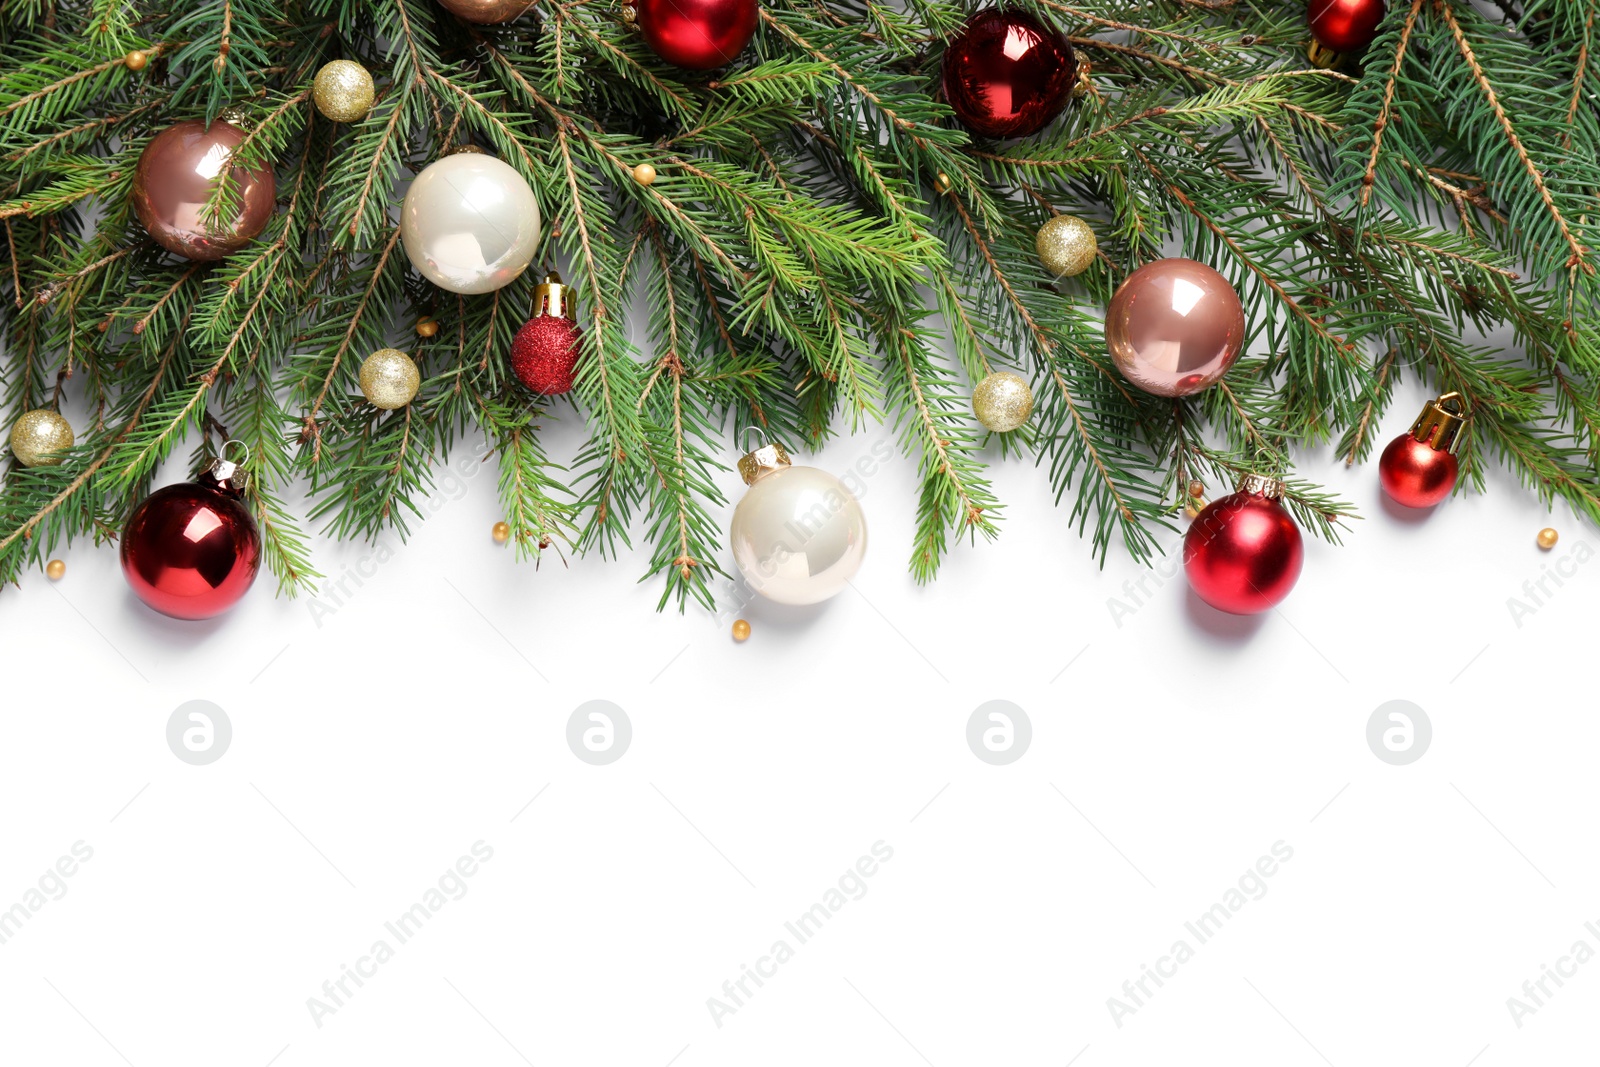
[1537,527,1559,550]
[971,371,1034,433]
[46,559,66,580]
[313,60,376,123]
[359,349,421,410]
[1036,214,1096,278]
[732,619,751,642]
[632,162,657,186]
[9,409,74,467]
[492,521,511,544]
[125,50,149,72]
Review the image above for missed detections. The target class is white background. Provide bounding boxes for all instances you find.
[2,373,1596,1067]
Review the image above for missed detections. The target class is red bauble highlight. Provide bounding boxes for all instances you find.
[121,470,260,619]
[1308,0,1386,53]
[636,0,758,70]
[1379,433,1458,508]
[1184,483,1304,615]
[942,8,1075,139]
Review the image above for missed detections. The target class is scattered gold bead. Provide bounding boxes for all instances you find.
[415,317,439,338]
[46,559,66,580]
[621,3,637,22]
[492,521,511,544]
[1537,527,1559,550]
[125,50,148,72]
[632,163,657,186]
[932,172,952,194]
[1188,479,1205,498]
[732,619,751,642]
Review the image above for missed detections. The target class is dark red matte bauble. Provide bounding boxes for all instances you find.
[1379,432,1458,508]
[635,0,758,70]
[121,471,261,619]
[1308,0,1386,53]
[942,8,1075,139]
[510,315,581,396]
[1184,484,1304,615]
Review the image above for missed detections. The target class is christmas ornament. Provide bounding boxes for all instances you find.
[633,162,657,186]
[125,50,148,72]
[730,440,867,605]
[732,619,751,642]
[634,0,758,70]
[1188,479,1205,499]
[1106,258,1245,397]
[1538,527,1559,550]
[133,118,275,261]
[492,521,511,544]
[971,370,1034,432]
[435,0,533,22]
[932,172,953,194]
[510,272,582,396]
[1036,214,1096,277]
[416,317,439,338]
[941,8,1075,139]
[9,409,74,467]
[46,559,65,580]
[1308,0,1385,55]
[121,446,261,620]
[359,348,421,409]
[1184,474,1303,615]
[312,60,375,123]
[401,154,541,294]
[1378,391,1468,509]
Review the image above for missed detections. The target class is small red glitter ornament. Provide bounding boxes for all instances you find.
[1184,474,1304,615]
[634,0,758,70]
[941,8,1076,139]
[121,444,261,619]
[1308,0,1386,55]
[510,272,582,396]
[1379,392,1468,509]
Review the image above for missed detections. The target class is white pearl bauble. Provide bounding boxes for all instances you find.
[401,154,541,295]
[730,465,867,605]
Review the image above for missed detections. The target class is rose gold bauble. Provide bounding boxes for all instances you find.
[1105,258,1245,397]
[132,119,276,261]
[435,0,534,22]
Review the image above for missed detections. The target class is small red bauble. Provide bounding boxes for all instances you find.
[635,0,758,69]
[942,8,1075,139]
[121,450,260,619]
[1379,392,1468,509]
[1308,0,1386,54]
[510,272,582,396]
[1184,475,1304,615]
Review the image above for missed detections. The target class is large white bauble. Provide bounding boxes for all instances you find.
[730,464,868,605]
[401,154,541,295]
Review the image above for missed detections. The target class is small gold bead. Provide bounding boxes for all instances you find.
[415,317,439,338]
[1188,479,1205,499]
[46,559,66,580]
[492,521,511,544]
[125,50,148,72]
[621,3,637,22]
[632,163,657,186]
[1537,527,1559,550]
[1185,499,1206,520]
[932,172,952,194]
[732,619,751,642]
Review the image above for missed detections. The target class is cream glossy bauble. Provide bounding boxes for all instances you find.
[401,154,541,295]
[729,443,867,605]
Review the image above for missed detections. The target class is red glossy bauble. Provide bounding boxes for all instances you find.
[1308,0,1386,53]
[635,0,758,70]
[1184,478,1304,615]
[510,272,581,396]
[1378,433,1458,508]
[942,8,1075,139]
[121,464,261,619]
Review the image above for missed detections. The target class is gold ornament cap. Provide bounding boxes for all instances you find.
[738,442,791,485]
[214,104,255,132]
[1410,391,1469,454]
[1307,40,1344,69]
[534,271,574,319]
[1235,473,1286,500]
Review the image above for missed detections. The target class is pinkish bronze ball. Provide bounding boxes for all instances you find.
[435,0,535,22]
[1105,258,1245,397]
[132,119,276,262]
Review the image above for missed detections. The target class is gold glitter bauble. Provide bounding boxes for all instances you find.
[492,521,511,544]
[46,559,66,580]
[971,371,1034,433]
[359,348,421,410]
[1538,527,1559,550]
[9,408,74,467]
[1036,214,1096,278]
[632,163,657,186]
[732,619,751,642]
[313,60,376,123]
